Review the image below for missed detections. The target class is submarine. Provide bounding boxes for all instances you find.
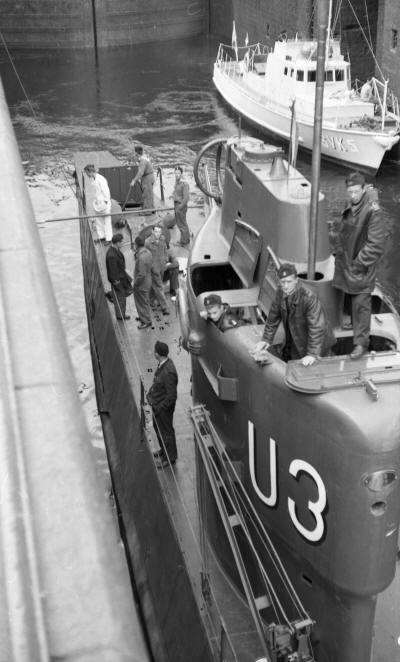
[177,134,400,662]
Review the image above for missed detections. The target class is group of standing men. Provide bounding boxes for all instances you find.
[84,143,191,328]
[104,223,180,328]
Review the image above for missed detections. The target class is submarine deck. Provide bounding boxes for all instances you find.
[91,214,267,661]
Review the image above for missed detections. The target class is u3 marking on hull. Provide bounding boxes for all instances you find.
[248,421,327,542]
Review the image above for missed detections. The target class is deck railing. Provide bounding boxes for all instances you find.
[216,42,270,79]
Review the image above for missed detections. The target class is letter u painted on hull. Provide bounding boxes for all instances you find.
[248,420,277,506]
[248,421,327,543]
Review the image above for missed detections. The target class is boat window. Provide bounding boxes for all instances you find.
[296,70,304,81]
[284,66,288,76]
[290,69,294,77]
[325,70,334,82]
[307,70,316,82]
[335,69,344,81]
[191,264,243,297]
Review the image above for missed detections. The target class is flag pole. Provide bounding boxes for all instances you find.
[232,20,238,61]
[307,0,329,280]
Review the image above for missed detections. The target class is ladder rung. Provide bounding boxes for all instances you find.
[229,514,241,527]
[255,595,270,611]
[204,435,214,447]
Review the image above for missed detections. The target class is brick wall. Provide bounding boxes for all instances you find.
[338,0,378,86]
[376,0,400,97]
[210,0,313,46]
[210,0,400,97]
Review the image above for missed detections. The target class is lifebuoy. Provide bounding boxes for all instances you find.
[193,137,227,201]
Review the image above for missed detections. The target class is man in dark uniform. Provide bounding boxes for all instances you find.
[147,341,178,469]
[133,236,152,329]
[201,293,241,331]
[331,171,386,359]
[253,263,335,366]
[171,165,190,247]
[105,233,132,321]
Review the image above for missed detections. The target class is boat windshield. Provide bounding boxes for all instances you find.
[306,69,345,83]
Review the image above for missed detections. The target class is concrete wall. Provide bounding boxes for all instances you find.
[0,0,208,49]
[1,0,93,48]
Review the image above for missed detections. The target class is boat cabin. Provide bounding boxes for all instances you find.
[262,39,375,120]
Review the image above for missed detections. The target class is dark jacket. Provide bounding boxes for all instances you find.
[211,304,241,332]
[147,358,178,412]
[106,245,132,291]
[262,281,335,358]
[332,190,386,294]
[133,246,152,291]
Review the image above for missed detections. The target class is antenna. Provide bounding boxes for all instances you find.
[307,0,329,280]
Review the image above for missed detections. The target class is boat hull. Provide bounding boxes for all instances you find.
[190,342,399,662]
[213,65,399,173]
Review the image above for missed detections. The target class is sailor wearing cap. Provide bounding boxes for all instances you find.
[201,294,240,331]
[252,263,335,366]
[331,171,386,360]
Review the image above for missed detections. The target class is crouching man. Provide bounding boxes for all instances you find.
[201,294,241,331]
[252,263,335,366]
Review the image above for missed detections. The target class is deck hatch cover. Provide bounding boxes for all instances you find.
[228,220,262,287]
[99,165,142,206]
[285,351,400,396]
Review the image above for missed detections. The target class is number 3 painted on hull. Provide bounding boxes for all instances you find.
[248,421,327,543]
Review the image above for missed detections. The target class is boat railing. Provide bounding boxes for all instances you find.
[353,77,400,129]
[216,42,270,77]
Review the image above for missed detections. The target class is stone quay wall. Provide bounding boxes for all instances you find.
[1,0,207,49]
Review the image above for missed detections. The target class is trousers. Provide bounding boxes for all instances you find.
[141,174,155,210]
[153,407,177,462]
[134,288,151,324]
[94,201,112,241]
[174,203,190,245]
[150,271,168,310]
[112,285,126,319]
[350,292,371,347]
[163,259,179,294]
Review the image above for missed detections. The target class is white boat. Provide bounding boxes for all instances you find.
[213,37,400,173]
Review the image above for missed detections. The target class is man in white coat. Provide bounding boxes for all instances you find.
[84,164,112,242]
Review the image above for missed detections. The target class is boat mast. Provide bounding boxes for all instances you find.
[307,0,330,279]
